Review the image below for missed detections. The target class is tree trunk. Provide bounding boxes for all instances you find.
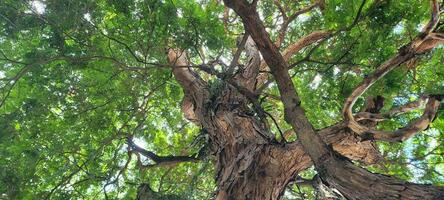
[221,0,444,199]
[171,74,380,199]
[193,84,381,200]
[319,158,444,200]
[167,1,444,196]
[168,43,380,200]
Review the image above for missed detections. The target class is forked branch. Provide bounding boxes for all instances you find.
[168,49,209,124]
[127,137,201,168]
[225,0,444,199]
[274,1,320,48]
[255,30,331,92]
[355,95,429,121]
[167,49,207,95]
[342,0,443,134]
[359,95,443,142]
[224,0,330,162]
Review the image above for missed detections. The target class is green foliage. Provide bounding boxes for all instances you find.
[0,0,443,199]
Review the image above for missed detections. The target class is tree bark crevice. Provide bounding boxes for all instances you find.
[223,0,444,199]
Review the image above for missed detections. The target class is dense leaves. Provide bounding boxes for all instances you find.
[0,0,443,199]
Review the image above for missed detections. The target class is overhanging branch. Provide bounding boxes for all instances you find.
[255,30,331,94]
[224,0,329,162]
[354,95,429,122]
[342,0,443,135]
[360,95,443,142]
[127,137,202,168]
[224,0,444,199]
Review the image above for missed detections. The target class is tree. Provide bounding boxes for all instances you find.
[0,0,444,199]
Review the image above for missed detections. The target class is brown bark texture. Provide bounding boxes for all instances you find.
[164,0,444,199]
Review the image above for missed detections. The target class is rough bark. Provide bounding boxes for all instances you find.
[224,0,444,199]
[168,47,379,199]
[320,159,444,200]
[195,88,382,200]
[342,0,443,135]
[362,95,443,142]
[164,1,444,199]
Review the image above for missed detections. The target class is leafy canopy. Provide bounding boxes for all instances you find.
[0,0,443,199]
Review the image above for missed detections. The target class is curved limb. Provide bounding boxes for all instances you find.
[355,95,429,121]
[255,30,331,93]
[342,0,442,134]
[224,0,444,199]
[167,49,209,124]
[360,95,442,142]
[127,137,202,168]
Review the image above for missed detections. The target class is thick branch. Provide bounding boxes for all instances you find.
[224,0,329,163]
[256,30,331,93]
[284,122,381,165]
[225,1,444,199]
[423,0,441,34]
[127,138,201,168]
[168,49,209,124]
[342,0,442,134]
[355,95,429,121]
[361,95,442,142]
[282,31,332,61]
[167,49,207,95]
[343,53,417,133]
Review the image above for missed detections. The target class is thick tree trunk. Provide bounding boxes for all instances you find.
[196,87,380,200]
[168,1,444,197]
[195,83,304,199]
[168,43,380,200]
[174,78,380,199]
[221,0,444,199]
[319,158,444,200]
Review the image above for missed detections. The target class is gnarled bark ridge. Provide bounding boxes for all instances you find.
[223,0,444,199]
[162,1,444,199]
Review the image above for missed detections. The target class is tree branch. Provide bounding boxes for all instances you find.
[255,30,331,93]
[127,137,201,168]
[224,0,329,162]
[235,35,261,90]
[360,95,442,142]
[224,1,444,199]
[226,33,250,76]
[168,49,209,124]
[275,2,320,48]
[167,49,207,95]
[342,0,442,135]
[281,31,332,61]
[354,95,429,121]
